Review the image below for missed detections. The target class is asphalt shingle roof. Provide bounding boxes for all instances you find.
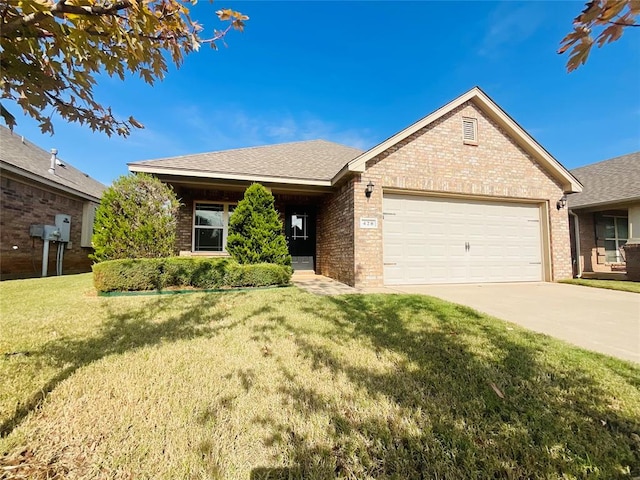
[129,139,364,182]
[0,126,105,200]
[568,152,640,209]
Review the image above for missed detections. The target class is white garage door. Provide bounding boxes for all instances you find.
[383,194,543,285]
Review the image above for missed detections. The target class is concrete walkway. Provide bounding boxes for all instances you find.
[387,282,640,364]
[292,274,360,295]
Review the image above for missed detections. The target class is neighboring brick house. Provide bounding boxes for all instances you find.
[0,126,105,279]
[129,87,582,288]
[567,152,640,280]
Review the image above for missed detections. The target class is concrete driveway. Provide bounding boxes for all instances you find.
[385,283,640,364]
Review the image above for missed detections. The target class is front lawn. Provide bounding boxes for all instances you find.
[1,274,639,479]
[560,278,640,294]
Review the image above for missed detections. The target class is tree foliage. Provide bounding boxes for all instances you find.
[227,183,291,267]
[559,0,639,72]
[0,1,247,136]
[92,173,180,262]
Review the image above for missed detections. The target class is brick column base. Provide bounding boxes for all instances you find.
[623,243,640,281]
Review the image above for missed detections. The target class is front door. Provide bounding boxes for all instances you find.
[285,206,316,272]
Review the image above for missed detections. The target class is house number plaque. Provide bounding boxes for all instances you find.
[360,218,378,229]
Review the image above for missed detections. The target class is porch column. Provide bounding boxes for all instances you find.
[623,205,640,281]
[628,205,640,242]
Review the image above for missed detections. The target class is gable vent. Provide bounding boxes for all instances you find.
[462,117,478,145]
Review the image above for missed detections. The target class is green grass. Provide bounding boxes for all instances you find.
[1,274,639,479]
[560,278,640,294]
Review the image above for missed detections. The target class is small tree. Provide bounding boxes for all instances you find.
[227,183,291,266]
[92,173,180,262]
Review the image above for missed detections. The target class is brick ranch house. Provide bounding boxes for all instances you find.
[129,87,582,288]
[0,126,105,280]
[568,152,640,281]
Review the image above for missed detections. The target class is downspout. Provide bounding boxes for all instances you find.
[569,210,582,278]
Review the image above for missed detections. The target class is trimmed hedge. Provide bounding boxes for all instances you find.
[93,257,292,293]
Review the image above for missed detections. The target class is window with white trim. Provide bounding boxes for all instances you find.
[193,202,236,252]
[596,214,628,263]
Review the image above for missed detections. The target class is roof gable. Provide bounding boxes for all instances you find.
[0,126,105,200]
[568,151,640,209]
[340,87,582,193]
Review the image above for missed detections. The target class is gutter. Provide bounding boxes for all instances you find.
[569,210,582,278]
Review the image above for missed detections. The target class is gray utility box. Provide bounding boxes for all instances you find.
[55,214,71,242]
[29,224,61,240]
[29,224,44,238]
[43,225,61,241]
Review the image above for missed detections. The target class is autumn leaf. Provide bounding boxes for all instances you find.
[560,0,639,72]
[597,23,625,45]
[0,104,17,130]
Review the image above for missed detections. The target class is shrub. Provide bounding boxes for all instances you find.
[225,263,293,287]
[92,257,292,292]
[92,173,180,262]
[226,183,291,266]
[92,258,163,292]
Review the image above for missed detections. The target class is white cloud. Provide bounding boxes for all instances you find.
[478,3,546,58]
[170,104,374,152]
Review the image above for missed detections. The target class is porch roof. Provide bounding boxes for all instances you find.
[568,151,640,209]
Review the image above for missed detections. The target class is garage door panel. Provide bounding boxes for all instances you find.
[383,194,543,285]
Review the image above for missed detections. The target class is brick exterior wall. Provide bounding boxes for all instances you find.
[623,243,640,281]
[316,179,355,285]
[1,172,95,279]
[575,212,609,274]
[349,101,572,287]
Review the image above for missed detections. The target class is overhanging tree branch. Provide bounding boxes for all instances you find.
[2,0,134,36]
[0,0,248,136]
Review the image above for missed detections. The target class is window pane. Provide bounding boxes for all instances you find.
[195,227,223,251]
[616,217,629,240]
[291,214,307,239]
[195,204,223,227]
[600,217,615,238]
[604,240,619,262]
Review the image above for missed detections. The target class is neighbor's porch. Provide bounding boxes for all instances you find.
[570,203,640,280]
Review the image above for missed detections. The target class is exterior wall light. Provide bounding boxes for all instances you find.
[556,194,567,210]
[365,181,375,198]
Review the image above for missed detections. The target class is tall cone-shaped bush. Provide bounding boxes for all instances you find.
[227,183,291,266]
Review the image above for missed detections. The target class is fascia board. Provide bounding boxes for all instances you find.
[128,165,332,187]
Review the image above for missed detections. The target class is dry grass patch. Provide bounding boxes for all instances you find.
[1,274,639,479]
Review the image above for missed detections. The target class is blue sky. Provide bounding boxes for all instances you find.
[5,1,640,185]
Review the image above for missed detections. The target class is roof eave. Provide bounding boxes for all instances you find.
[0,161,102,202]
[569,195,640,211]
[129,164,333,187]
